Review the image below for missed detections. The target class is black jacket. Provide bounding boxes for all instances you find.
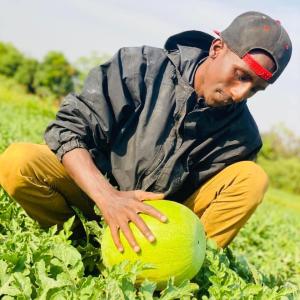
[44,31,262,201]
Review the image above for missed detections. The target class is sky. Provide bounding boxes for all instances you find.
[0,0,299,135]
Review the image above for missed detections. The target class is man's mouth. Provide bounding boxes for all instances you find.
[216,90,233,106]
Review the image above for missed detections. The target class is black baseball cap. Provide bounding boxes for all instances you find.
[214,11,292,83]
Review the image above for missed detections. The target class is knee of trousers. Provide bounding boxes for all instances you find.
[0,143,44,197]
[232,161,269,209]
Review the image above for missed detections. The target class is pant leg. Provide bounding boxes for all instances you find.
[0,143,97,228]
[183,161,269,248]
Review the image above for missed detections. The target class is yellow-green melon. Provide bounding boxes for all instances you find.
[101,200,206,290]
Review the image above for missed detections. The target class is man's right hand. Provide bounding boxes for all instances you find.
[62,148,167,253]
[95,189,167,253]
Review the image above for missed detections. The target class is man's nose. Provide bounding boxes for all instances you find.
[230,84,252,102]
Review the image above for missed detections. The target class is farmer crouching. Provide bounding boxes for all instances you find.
[0,11,292,252]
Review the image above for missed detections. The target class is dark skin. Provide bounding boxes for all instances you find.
[194,39,275,107]
[62,39,275,253]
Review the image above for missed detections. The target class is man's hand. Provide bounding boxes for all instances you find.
[96,189,167,253]
[62,148,167,253]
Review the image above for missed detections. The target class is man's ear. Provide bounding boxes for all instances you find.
[209,39,225,59]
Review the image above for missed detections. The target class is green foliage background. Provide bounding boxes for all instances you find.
[0,42,75,97]
[0,49,299,298]
[258,125,300,195]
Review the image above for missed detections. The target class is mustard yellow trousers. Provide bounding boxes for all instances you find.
[0,143,268,247]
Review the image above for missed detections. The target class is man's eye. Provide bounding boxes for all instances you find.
[235,71,250,82]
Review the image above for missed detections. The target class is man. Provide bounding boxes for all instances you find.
[0,11,292,253]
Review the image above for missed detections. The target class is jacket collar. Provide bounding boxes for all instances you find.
[164,30,214,87]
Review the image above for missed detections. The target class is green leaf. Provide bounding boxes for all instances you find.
[159,278,199,300]
[138,279,156,300]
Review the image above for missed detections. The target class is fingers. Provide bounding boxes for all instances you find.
[146,192,165,200]
[137,191,168,222]
[110,225,124,253]
[119,220,141,253]
[109,222,140,253]
[137,202,168,223]
[109,210,162,254]
[130,212,156,243]
[135,190,165,201]
[101,190,167,255]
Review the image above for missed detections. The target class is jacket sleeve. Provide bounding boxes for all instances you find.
[44,47,146,161]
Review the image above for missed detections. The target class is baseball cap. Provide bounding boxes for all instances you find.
[214,11,292,83]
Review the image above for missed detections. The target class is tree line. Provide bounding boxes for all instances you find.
[0,41,110,98]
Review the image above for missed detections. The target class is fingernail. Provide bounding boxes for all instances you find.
[134,246,140,253]
[118,247,124,253]
[161,215,167,222]
[148,235,155,242]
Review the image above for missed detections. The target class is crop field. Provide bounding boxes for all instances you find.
[0,76,299,299]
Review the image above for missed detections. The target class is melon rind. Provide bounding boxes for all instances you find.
[101,200,206,290]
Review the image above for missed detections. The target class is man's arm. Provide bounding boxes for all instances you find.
[62,148,167,253]
[45,48,167,252]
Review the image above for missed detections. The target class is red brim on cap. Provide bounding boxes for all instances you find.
[242,53,272,80]
[213,30,273,81]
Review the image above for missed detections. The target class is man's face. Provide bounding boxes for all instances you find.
[194,39,275,107]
